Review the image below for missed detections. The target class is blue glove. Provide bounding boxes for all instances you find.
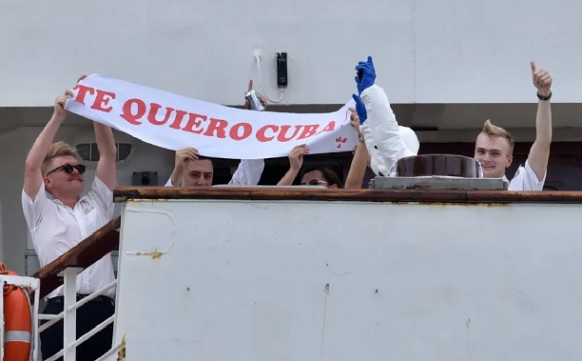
[354,56,376,95]
[352,94,367,124]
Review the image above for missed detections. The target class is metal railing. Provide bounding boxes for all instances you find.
[1,269,119,361]
[38,268,117,361]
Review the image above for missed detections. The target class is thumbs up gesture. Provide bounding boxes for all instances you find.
[531,62,552,97]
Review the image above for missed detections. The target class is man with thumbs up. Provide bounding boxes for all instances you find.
[474,62,553,190]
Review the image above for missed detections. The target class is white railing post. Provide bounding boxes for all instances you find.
[0,276,4,361]
[41,278,117,361]
[61,267,82,361]
[32,279,41,361]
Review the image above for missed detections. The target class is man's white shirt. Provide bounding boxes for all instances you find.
[505,160,546,191]
[22,177,115,299]
[165,159,264,186]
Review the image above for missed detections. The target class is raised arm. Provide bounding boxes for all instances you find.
[94,123,117,190]
[344,109,369,189]
[227,80,268,186]
[277,145,308,186]
[527,61,553,181]
[353,56,416,176]
[24,91,71,199]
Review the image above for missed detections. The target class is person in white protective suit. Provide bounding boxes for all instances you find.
[350,56,419,177]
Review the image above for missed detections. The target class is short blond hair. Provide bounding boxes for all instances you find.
[41,142,77,176]
[480,119,514,155]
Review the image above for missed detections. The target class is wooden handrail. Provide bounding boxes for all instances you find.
[114,186,582,204]
[33,186,582,297]
[33,217,121,298]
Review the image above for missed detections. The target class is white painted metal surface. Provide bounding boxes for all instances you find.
[113,199,582,360]
[63,268,80,361]
[2,0,582,106]
[4,0,582,284]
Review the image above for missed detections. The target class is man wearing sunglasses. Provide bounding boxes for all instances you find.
[21,85,118,360]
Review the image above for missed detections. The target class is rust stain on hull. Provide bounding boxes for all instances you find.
[134,250,164,260]
[418,201,509,207]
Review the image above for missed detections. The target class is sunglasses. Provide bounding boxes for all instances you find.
[46,164,86,176]
[301,179,328,186]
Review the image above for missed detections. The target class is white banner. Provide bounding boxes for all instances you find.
[65,75,359,159]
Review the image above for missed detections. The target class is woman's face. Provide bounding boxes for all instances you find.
[300,170,337,188]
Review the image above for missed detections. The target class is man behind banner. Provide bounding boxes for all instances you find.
[166,85,265,187]
[22,85,117,360]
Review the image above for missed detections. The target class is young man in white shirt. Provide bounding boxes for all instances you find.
[474,62,553,191]
[22,86,118,360]
[166,149,264,187]
[166,85,266,187]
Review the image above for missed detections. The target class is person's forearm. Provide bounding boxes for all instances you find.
[94,123,118,190]
[277,168,300,186]
[170,165,184,187]
[362,85,406,170]
[25,115,64,171]
[94,123,117,159]
[535,99,552,145]
[345,143,368,189]
[525,98,552,181]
